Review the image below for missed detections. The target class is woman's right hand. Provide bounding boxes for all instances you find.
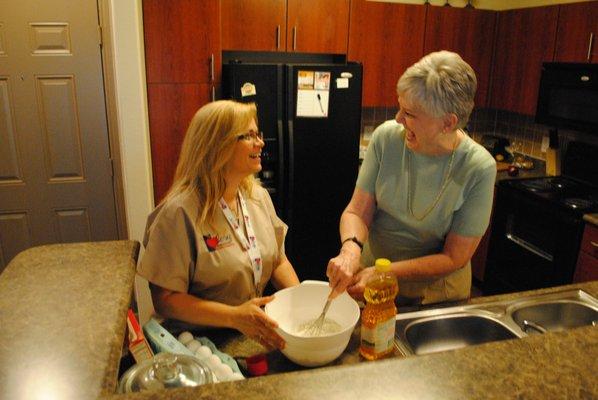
[326,245,361,299]
[230,296,285,350]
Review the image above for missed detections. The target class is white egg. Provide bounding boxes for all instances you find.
[178,331,193,345]
[213,363,234,381]
[194,345,212,360]
[186,339,201,353]
[205,354,222,370]
[230,372,244,381]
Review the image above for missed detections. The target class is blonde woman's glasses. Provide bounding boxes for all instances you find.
[236,131,264,143]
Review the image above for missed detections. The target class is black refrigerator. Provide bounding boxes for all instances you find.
[223,60,363,281]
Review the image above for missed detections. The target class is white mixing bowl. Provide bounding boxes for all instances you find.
[264,280,360,367]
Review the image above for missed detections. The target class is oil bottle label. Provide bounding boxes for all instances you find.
[361,317,395,354]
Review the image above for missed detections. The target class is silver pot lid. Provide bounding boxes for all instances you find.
[118,352,213,393]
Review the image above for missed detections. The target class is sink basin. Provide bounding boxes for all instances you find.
[401,314,519,355]
[394,289,598,356]
[510,300,598,334]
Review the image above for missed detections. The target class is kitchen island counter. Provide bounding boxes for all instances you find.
[0,241,139,400]
[107,280,598,400]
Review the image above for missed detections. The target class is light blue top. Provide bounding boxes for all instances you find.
[356,120,496,303]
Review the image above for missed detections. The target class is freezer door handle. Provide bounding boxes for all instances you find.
[277,119,284,210]
[287,119,295,223]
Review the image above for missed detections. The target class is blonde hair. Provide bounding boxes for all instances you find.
[397,51,477,129]
[163,100,258,225]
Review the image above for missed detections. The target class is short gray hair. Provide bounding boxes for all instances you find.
[397,51,477,129]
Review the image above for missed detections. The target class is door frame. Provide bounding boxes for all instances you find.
[97,0,155,242]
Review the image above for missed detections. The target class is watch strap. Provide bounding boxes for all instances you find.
[342,236,363,251]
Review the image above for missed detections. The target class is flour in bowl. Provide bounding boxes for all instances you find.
[294,318,342,337]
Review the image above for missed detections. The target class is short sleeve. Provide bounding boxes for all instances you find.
[137,202,197,293]
[450,162,497,237]
[356,126,384,194]
[260,187,288,263]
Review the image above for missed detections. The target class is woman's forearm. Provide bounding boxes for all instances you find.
[151,286,237,328]
[390,253,460,281]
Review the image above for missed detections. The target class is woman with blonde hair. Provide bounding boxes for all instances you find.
[327,51,496,305]
[139,100,299,349]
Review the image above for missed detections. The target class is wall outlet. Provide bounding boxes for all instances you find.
[541,135,549,152]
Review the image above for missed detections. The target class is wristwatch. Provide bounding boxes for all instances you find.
[342,236,363,251]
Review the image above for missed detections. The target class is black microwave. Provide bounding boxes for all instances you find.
[535,62,598,133]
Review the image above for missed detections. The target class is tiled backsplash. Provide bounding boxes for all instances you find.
[360,107,598,161]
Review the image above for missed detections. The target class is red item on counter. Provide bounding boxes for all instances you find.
[126,309,154,363]
[245,354,268,376]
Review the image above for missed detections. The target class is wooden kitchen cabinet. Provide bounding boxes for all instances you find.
[573,223,598,283]
[348,0,425,107]
[147,84,211,202]
[143,0,221,84]
[490,6,558,115]
[554,1,598,63]
[424,6,496,109]
[143,0,221,202]
[221,0,350,54]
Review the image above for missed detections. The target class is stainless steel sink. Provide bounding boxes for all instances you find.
[394,289,598,356]
[403,313,519,355]
[510,300,598,334]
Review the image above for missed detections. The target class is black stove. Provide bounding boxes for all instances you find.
[484,140,598,295]
[503,176,598,214]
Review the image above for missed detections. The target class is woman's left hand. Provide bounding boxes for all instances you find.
[346,267,375,301]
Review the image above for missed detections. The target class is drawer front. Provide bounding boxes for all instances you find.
[580,224,598,257]
[573,251,598,283]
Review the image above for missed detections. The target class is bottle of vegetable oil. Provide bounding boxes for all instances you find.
[359,258,398,360]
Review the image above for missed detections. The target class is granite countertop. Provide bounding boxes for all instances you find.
[0,240,139,400]
[105,281,598,400]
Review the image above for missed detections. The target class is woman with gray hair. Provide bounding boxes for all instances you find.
[327,51,496,305]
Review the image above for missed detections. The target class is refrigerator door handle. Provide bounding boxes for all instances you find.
[277,119,284,211]
[287,119,295,224]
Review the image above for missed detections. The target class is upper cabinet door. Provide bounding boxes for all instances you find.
[554,1,598,63]
[424,7,496,109]
[491,6,558,115]
[221,0,286,51]
[143,0,221,84]
[348,1,426,107]
[286,0,350,54]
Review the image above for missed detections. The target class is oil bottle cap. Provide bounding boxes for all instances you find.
[374,258,391,272]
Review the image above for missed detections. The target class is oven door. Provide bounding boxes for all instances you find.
[483,185,584,295]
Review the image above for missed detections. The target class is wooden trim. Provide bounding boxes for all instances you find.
[97,0,128,240]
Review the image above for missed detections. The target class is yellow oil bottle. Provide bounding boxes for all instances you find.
[359,258,398,360]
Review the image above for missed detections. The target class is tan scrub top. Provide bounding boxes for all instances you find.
[138,186,287,306]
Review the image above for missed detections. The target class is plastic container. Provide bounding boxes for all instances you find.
[359,258,398,360]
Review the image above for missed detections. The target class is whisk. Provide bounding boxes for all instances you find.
[303,297,333,336]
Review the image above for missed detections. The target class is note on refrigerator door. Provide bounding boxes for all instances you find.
[296,70,330,118]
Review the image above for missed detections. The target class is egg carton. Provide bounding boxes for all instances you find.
[178,331,244,381]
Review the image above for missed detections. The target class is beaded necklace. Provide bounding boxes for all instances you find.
[406,134,459,221]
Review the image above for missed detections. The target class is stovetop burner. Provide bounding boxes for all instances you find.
[518,177,582,192]
[507,176,598,214]
[563,197,597,210]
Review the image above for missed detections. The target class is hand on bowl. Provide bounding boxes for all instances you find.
[230,296,286,350]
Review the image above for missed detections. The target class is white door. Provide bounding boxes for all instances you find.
[0,0,118,271]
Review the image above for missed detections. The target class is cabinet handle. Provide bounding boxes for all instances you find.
[211,86,215,102]
[292,26,297,51]
[210,54,214,82]
[591,241,598,248]
[276,25,280,50]
[587,32,594,62]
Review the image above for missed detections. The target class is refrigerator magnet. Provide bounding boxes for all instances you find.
[241,83,257,97]
[336,78,349,89]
